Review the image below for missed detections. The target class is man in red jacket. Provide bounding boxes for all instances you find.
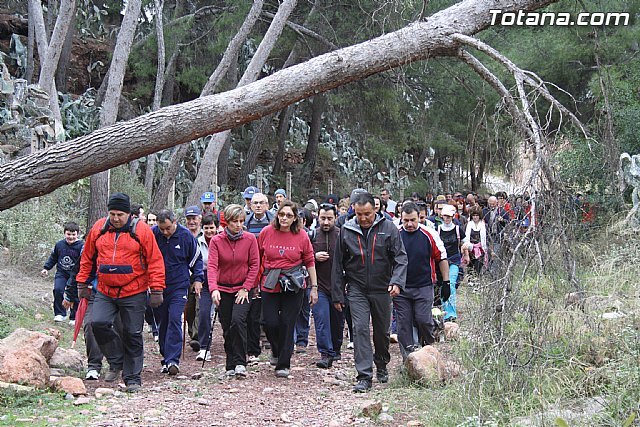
[76,192,165,393]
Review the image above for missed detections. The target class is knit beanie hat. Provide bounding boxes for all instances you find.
[107,192,131,213]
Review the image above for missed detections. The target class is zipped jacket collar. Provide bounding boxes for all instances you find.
[343,212,385,236]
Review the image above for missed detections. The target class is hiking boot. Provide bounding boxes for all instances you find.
[167,363,179,376]
[352,379,372,393]
[190,340,201,352]
[126,383,141,393]
[332,353,341,362]
[275,369,290,378]
[316,356,333,369]
[85,369,99,380]
[234,365,247,378]
[160,364,169,374]
[295,344,307,354]
[376,369,389,384]
[269,355,278,366]
[104,368,121,382]
[196,350,211,361]
[225,369,236,377]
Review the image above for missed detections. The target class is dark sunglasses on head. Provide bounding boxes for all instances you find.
[319,203,336,211]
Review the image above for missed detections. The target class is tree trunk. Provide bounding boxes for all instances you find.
[29,0,69,140]
[150,144,189,212]
[300,94,326,189]
[55,19,75,91]
[145,0,166,203]
[26,13,35,83]
[88,0,142,226]
[157,0,264,205]
[1,0,560,211]
[273,106,294,175]
[217,55,241,187]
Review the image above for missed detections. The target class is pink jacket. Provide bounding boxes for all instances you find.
[207,231,259,294]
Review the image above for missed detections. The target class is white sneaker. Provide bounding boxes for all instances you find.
[69,320,76,327]
[54,315,65,322]
[85,369,99,380]
[196,350,211,361]
[235,365,247,378]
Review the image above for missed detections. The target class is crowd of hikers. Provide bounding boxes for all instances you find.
[42,186,540,393]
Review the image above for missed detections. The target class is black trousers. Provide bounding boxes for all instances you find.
[393,286,435,360]
[246,297,262,357]
[218,291,251,370]
[261,290,305,370]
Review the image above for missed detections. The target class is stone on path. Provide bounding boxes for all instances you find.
[51,376,87,396]
[360,400,382,418]
[49,347,85,372]
[444,322,459,340]
[405,345,460,382]
[95,387,115,398]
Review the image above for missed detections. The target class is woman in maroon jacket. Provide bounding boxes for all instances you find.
[208,204,260,378]
[258,201,318,378]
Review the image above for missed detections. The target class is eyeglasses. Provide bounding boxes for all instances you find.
[252,201,267,205]
[278,212,295,219]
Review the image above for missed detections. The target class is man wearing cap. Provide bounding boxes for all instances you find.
[200,192,217,214]
[243,186,259,215]
[76,192,166,392]
[336,188,367,228]
[271,189,287,213]
[153,209,204,375]
[184,205,204,352]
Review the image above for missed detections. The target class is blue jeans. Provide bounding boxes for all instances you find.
[197,284,216,349]
[294,287,311,347]
[53,273,76,319]
[443,264,459,320]
[312,291,336,358]
[153,287,188,366]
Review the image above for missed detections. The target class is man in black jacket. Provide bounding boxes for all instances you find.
[332,192,408,393]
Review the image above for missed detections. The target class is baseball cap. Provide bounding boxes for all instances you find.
[200,192,215,203]
[441,204,456,217]
[185,206,202,216]
[274,188,287,197]
[350,188,367,201]
[243,186,259,200]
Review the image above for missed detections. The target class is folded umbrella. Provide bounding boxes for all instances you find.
[71,298,88,348]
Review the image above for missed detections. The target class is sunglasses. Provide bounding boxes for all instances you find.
[278,212,295,219]
[319,203,335,210]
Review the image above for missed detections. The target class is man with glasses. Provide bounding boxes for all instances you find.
[244,193,274,362]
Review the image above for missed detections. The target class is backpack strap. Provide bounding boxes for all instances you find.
[307,228,317,243]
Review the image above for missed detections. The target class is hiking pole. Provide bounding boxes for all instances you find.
[182,304,187,360]
[202,309,218,368]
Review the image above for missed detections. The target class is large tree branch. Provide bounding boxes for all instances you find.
[0,0,560,210]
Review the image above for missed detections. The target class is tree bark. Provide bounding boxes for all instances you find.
[156,0,264,205]
[55,18,75,92]
[150,144,189,212]
[1,0,560,211]
[88,0,142,226]
[28,0,67,140]
[301,94,326,189]
[272,106,294,175]
[234,0,320,188]
[189,0,292,206]
[145,0,167,200]
[26,13,35,83]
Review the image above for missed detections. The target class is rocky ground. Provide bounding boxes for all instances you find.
[0,253,418,426]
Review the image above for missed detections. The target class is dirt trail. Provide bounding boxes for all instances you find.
[0,253,409,426]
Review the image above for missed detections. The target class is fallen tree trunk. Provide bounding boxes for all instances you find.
[0,0,557,211]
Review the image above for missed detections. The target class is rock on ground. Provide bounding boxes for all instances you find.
[0,347,50,388]
[51,376,87,396]
[49,347,85,372]
[405,345,460,382]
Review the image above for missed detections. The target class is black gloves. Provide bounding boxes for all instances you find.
[439,280,451,303]
[149,289,164,308]
[77,282,91,300]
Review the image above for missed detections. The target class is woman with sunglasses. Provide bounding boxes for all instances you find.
[258,200,318,378]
